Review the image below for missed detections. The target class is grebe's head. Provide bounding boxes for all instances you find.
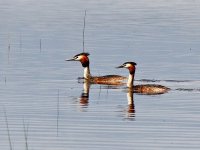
[116,62,137,74]
[66,52,90,67]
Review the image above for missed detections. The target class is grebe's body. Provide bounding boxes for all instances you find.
[132,84,169,95]
[117,62,170,95]
[66,52,126,85]
[90,75,126,85]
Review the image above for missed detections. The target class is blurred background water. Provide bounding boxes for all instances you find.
[0,0,200,149]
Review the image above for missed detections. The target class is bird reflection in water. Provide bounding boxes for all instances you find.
[124,88,136,120]
[78,78,136,118]
[127,89,135,117]
[79,79,90,108]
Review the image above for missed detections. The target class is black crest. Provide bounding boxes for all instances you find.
[123,62,137,66]
[74,52,90,58]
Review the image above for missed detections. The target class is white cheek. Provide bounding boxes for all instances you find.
[76,56,83,61]
[125,64,131,68]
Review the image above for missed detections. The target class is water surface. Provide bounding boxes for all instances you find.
[0,0,200,150]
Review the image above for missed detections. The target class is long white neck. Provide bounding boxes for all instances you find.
[83,79,90,94]
[127,74,134,88]
[84,66,91,79]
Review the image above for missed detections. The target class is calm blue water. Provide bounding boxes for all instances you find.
[0,0,200,150]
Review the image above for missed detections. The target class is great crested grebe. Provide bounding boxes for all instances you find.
[66,52,126,85]
[117,62,170,94]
